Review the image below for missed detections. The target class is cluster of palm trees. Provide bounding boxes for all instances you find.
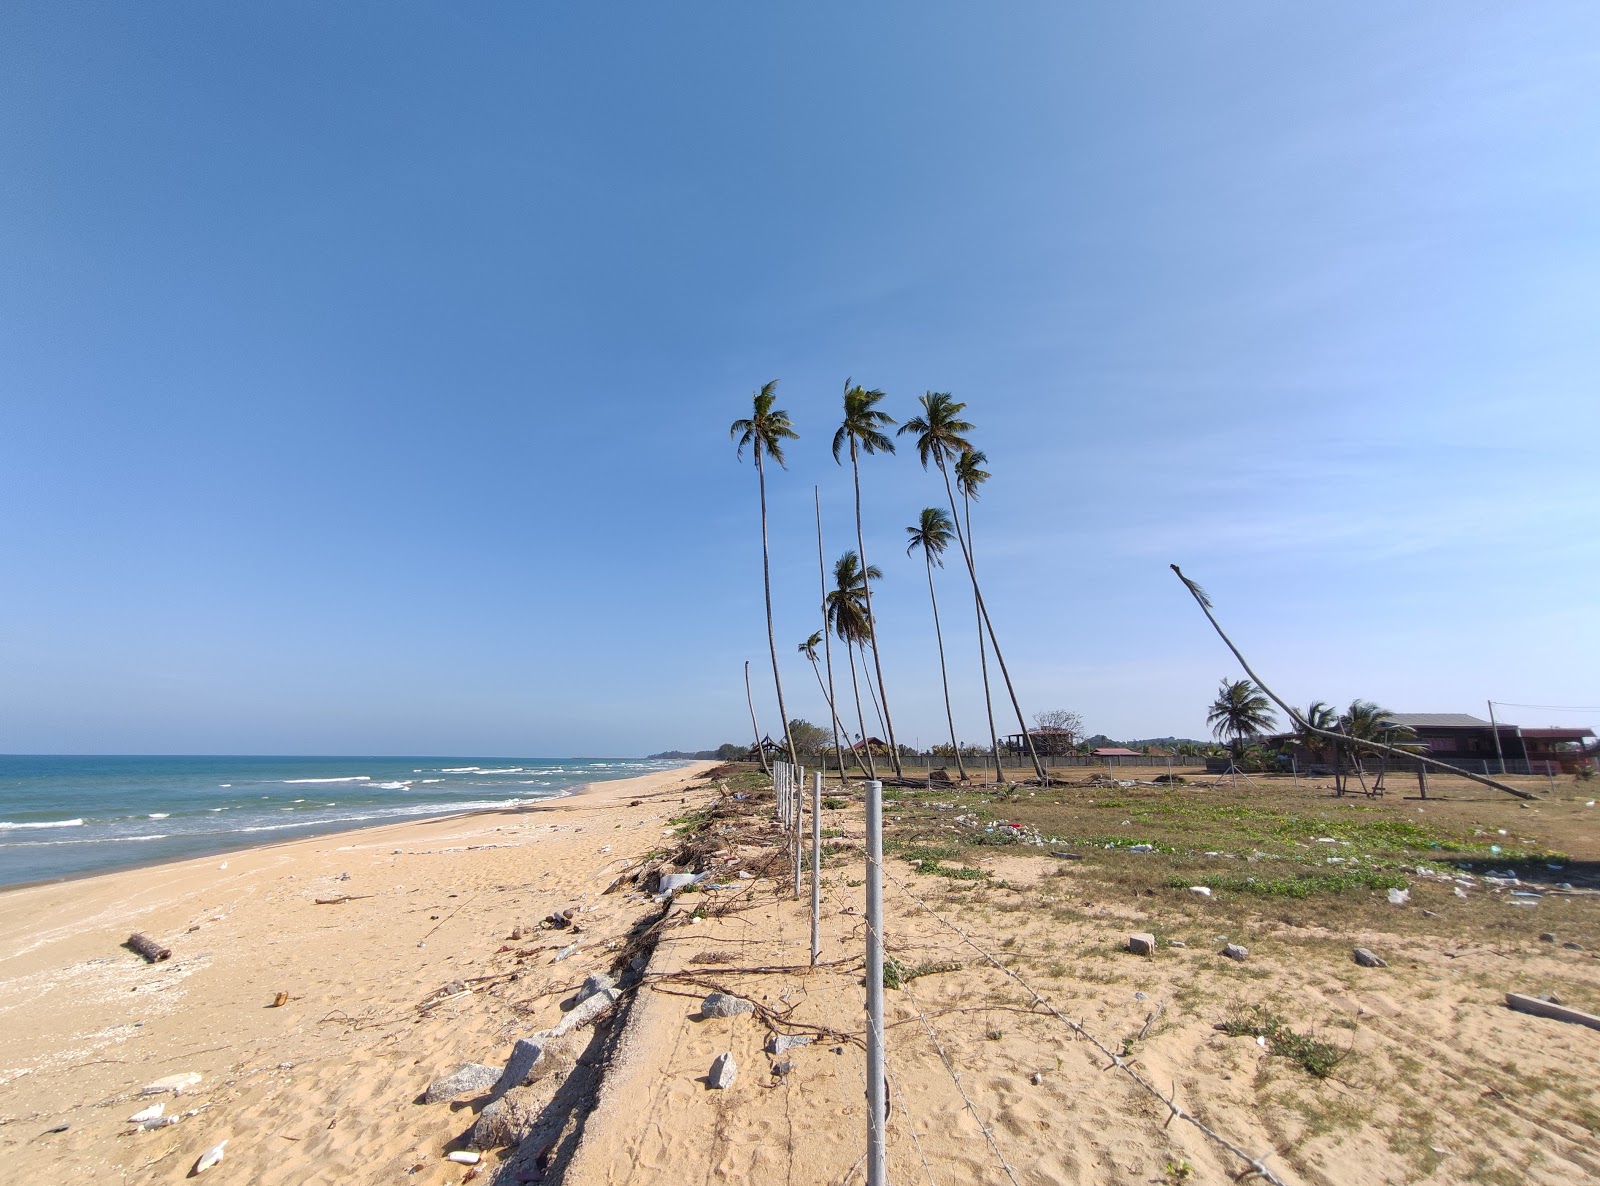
[1205,678,1417,771]
[731,381,1048,785]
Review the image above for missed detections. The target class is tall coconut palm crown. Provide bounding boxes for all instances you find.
[832,383,896,461]
[954,448,989,501]
[898,391,974,470]
[730,381,798,466]
[825,551,879,645]
[1206,678,1278,757]
[905,507,954,563]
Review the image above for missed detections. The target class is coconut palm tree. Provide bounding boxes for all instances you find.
[730,381,800,770]
[954,447,1001,781]
[1205,678,1277,761]
[799,631,859,776]
[826,550,880,779]
[899,393,1047,784]
[1293,701,1339,763]
[906,507,966,781]
[832,381,903,776]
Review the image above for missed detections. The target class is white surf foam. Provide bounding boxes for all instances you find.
[282,776,371,784]
[0,818,85,831]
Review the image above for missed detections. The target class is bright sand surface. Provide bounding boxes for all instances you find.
[0,761,718,1185]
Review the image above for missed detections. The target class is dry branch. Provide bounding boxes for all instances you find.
[125,933,170,962]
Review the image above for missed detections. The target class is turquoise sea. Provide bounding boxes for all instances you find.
[0,755,686,888]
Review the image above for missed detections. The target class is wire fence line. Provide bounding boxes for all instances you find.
[881,865,1293,1186]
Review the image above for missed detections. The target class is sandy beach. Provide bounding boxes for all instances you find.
[0,761,718,1185]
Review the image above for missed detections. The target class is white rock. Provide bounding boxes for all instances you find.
[424,1063,502,1103]
[767,1034,813,1056]
[128,1103,164,1123]
[1222,944,1249,962]
[448,1150,481,1164]
[1189,886,1212,897]
[1387,888,1410,906]
[708,1052,737,1089]
[701,992,755,1019]
[193,1140,227,1174]
[140,1115,180,1131]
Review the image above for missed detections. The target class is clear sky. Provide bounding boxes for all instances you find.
[2,3,1596,756]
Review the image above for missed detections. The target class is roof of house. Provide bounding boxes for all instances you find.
[1520,727,1596,739]
[1382,713,1494,728]
[1093,747,1143,757]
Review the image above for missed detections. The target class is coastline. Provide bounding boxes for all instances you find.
[0,759,705,896]
[0,759,719,1184]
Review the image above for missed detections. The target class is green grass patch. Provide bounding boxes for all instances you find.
[1170,869,1408,898]
[1218,1004,1347,1078]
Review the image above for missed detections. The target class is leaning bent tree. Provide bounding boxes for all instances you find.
[729,381,800,770]
[954,447,1002,781]
[906,506,966,781]
[900,393,1047,783]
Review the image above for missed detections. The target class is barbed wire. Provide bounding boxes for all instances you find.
[882,865,1291,1186]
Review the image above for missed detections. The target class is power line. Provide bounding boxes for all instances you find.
[1490,701,1600,713]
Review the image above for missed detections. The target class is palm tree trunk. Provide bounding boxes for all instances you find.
[850,439,902,775]
[963,490,1002,785]
[845,640,877,779]
[861,646,890,750]
[816,488,849,786]
[937,458,1047,783]
[925,552,966,780]
[1168,565,1538,801]
[756,450,798,771]
[810,654,865,776]
[744,660,769,776]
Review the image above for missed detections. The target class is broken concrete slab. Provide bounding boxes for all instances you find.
[424,1063,501,1103]
[1127,933,1157,956]
[1352,947,1388,968]
[1505,992,1600,1032]
[701,992,755,1019]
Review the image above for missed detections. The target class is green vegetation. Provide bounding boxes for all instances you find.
[1218,1004,1347,1078]
[1169,869,1407,898]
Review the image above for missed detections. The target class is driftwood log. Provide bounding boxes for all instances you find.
[126,933,171,963]
[1506,992,1600,1032]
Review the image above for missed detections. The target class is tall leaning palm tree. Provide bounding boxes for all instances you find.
[906,507,966,781]
[833,382,903,776]
[826,550,880,779]
[1294,701,1339,763]
[954,447,1002,781]
[730,381,800,771]
[900,393,1047,784]
[1206,678,1277,761]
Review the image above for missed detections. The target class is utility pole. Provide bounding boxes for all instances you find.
[864,779,886,1186]
[1488,700,1507,775]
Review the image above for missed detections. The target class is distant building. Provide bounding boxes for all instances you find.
[1091,747,1143,759]
[1276,712,1596,775]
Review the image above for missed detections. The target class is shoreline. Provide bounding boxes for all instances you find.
[0,760,710,896]
[0,759,723,1184]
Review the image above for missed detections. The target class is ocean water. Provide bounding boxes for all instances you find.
[0,755,687,888]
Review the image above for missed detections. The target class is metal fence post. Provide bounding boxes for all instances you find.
[864,779,886,1186]
[794,765,804,898]
[811,769,822,966]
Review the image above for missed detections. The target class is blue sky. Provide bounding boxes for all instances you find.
[2,3,1596,755]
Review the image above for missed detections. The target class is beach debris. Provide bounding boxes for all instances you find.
[42,1123,70,1134]
[767,1033,813,1056]
[708,1052,737,1089]
[1127,844,1155,853]
[551,979,620,1037]
[542,908,578,931]
[125,933,171,963]
[1539,932,1557,943]
[736,870,755,880]
[447,1150,482,1165]
[1167,939,1187,948]
[1564,941,1585,950]
[338,872,350,881]
[1189,886,1212,897]
[655,871,708,899]
[313,894,374,905]
[473,1087,542,1148]
[1505,992,1600,1032]
[140,1072,202,1096]
[578,972,616,1001]
[1127,933,1157,956]
[1031,1071,1044,1085]
[193,1140,227,1174]
[138,1114,180,1131]
[1050,851,1084,860]
[128,1103,165,1124]
[1352,947,1388,968]
[1221,944,1249,962]
[551,943,579,963]
[700,992,755,1019]
[270,991,289,1008]
[1387,888,1410,906]
[424,1063,502,1104]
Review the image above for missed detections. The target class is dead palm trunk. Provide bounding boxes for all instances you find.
[923,548,967,780]
[1169,565,1537,801]
[816,488,850,786]
[962,488,1002,784]
[744,660,769,776]
[936,458,1046,783]
[850,437,902,775]
[755,448,798,770]
[809,651,866,776]
[845,638,877,779]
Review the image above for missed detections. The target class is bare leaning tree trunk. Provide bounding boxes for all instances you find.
[817,488,850,785]
[1169,565,1539,801]
[851,438,902,776]
[964,489,1003,784]
[925,550,967,780]
[744,660,769,776]
[755,450,798,771]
